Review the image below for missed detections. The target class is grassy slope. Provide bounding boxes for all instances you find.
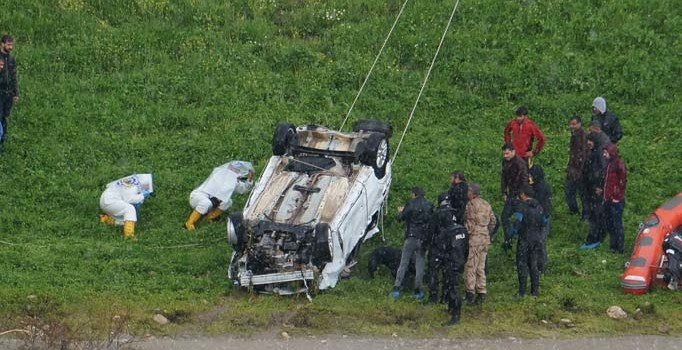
[0,0,681,338]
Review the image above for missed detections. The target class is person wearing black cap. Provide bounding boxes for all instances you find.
[509,185,547,298]
[427,192,457,304]
[391,186,433,301]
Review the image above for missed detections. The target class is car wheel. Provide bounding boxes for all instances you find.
[359,133,389,179]
[272,122,297,156]
[352,120,393,138]
[227,211,247,250]
[313,223,332,268]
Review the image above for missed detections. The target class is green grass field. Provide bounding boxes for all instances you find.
[1,0,681,341]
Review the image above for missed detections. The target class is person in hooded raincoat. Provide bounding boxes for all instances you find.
[591,97,622,144]
[99,174,154,238]
[184,161,255,231]
[600,144,627,254]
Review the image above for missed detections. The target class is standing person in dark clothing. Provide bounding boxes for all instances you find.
[592,97,622,144]
[565,115,588,217]
[503,106,546,164]
[588,121,612,151]
[448,171,468,224]
[581,133,607,249]
[509,186,547,298]
[529,165,552,273]
[0,35,18,146]
[600,143,627,254]
[501,143,529,251]
[392,187,433,300]
[427,193,457,304]
[443,213,469,326]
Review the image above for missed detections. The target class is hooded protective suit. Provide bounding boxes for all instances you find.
[189,161,254,214]
[99,174,153,225]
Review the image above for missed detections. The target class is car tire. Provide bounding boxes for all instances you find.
[272,123,297,156]
[352,120,392,138]
[313,223,332,268]
[359,133,389,179]
[227,211,247,250]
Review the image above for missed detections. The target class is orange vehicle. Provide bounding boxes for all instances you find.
[621,193,682,295]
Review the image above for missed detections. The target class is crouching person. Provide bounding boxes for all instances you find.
[663,229,682,291]
[510,185,547,298]
[185,161,254,230]
[391,186,433,300]
[99,174,154,238]
[464,183,496,305]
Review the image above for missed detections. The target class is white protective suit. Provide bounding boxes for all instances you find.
[99,174,153,225]
[189,161,254,214]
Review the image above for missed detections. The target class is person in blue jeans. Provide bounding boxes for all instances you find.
[391,187,433,301]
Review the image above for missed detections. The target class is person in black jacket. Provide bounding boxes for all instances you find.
[663,229,682,291]
[501,143,529,251]
[510,186,546,298]
[591,97,622,144]
[391,187,433,300]
[581,133,607,249]
[427,192,456,304]
[529,164,551,273]
[0,35,18,146]
[448,171,468,224]
[444,212,469,325]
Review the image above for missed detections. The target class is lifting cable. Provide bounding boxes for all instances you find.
[338,0,410,131]
[391,0,461,163]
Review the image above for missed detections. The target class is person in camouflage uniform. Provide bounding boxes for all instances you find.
[463,183,497,305]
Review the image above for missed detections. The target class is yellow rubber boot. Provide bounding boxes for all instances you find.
[123,221,135,238]
[205,208,224,222]
[99,214,115,225]
[184,210,202,231]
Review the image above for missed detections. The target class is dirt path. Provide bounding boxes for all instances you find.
[129,335,680,350]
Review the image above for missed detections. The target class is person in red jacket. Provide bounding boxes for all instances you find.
[504,107,546,164]
[597,143,627,254]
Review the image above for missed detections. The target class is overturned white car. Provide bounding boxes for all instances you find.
[227,120,392,294]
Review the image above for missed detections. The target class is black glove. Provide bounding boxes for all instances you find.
[210,197,222,208]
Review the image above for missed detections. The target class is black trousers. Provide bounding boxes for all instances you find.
[428,255,448,302]
[585,192,606,244]
[446,263,463,320]
[517,239,543,296]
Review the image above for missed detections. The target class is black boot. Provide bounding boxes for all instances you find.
[465,291,474,305]
[443,314,460,326]
[475,293,486,305]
